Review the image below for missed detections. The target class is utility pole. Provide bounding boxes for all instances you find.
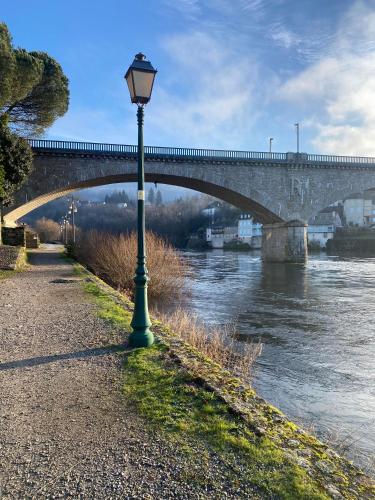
[295,123,300,153]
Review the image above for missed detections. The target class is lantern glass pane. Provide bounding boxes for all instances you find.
[132,70,155,100]
[125,72,136,101]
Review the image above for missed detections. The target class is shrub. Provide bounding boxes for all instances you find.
[74,230,188,303]
[34,217,60,242]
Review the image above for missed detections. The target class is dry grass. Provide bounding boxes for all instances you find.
[155,308,262,380]
[73,230,188,302]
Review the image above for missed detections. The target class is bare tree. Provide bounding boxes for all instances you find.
[34,217,60,243]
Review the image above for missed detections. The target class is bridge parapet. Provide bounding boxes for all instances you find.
[28,139,375,167]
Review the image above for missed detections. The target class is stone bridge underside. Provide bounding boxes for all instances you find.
[5,146,375,228]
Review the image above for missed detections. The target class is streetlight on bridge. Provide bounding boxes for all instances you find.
[295,123,300,153]
[124,53,157,348]
[269,137,274,153]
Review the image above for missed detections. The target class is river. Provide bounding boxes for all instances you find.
[180,250,375,470]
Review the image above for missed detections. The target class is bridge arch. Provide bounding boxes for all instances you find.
[3,173,283,226]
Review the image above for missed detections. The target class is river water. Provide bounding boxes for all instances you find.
[180,250,375,468]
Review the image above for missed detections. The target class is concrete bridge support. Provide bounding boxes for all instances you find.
[262,220,308,263]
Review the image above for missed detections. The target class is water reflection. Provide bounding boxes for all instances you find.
[181,250,375,468]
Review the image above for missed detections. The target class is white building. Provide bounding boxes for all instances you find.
[343,192,375,226]
[238,214,262,248]
[209,227,225,249]
[308,212,342,248]
[202,201,221,219]
[206,226,237,248]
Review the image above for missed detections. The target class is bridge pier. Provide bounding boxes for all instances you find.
[262,220,307,263]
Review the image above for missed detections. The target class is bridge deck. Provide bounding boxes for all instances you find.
[28,139,375,166]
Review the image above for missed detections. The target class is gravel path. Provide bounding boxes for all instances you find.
[0,246,250,499]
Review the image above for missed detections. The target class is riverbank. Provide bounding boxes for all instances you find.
[327,228,375,255]
[180,250,375,472]
[76,256,374,498]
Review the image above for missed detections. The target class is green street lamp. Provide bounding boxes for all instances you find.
[125,53,157,348]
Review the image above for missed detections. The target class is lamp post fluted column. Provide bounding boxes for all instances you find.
[125,52,157,348]
[129,105,154,347]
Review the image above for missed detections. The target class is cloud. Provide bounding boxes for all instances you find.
[162,0,201,19]
[268,23,301,50]
[279,1,375,155]
[47,32,268,150]
[148,31,264,148]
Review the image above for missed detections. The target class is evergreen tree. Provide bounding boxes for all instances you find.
[0,121,33,205]
[120,190,130,203]
[0,165,4,201]
[105,190,130,204]
[0,23,69,243]
[0,23,69,136]
[148,187,155,205]
[155,190,163,206]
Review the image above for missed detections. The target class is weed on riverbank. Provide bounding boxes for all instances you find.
[155,308,262,380]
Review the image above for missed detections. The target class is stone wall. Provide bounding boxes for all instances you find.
[0,246,25,270]
[26,230,39,249]
[2,226,26,247]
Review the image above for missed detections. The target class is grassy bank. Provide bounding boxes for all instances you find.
[76,263,374,499]
[0,269,15,280]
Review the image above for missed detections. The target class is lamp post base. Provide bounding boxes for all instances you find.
[128,328,154,348]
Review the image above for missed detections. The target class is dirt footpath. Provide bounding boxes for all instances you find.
[0,246,219,499]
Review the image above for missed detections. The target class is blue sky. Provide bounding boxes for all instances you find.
[2,0,375,155]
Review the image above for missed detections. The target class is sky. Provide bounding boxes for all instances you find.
[3,0,375,156]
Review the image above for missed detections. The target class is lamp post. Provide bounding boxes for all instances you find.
[63,217,69,245]
[125,53,157,348]
[269,137,274,154]
[69,197,78,244]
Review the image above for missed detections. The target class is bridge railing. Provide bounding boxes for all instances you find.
[28,139,287,161]
[28,139,138,154]
[307,153,375,165]
[27,139,375,165]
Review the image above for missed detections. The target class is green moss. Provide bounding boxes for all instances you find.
[122,345,328,499]
[83,280,133,332]
[0,269,15,280]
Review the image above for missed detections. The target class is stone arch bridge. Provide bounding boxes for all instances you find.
[4,139,375,261]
